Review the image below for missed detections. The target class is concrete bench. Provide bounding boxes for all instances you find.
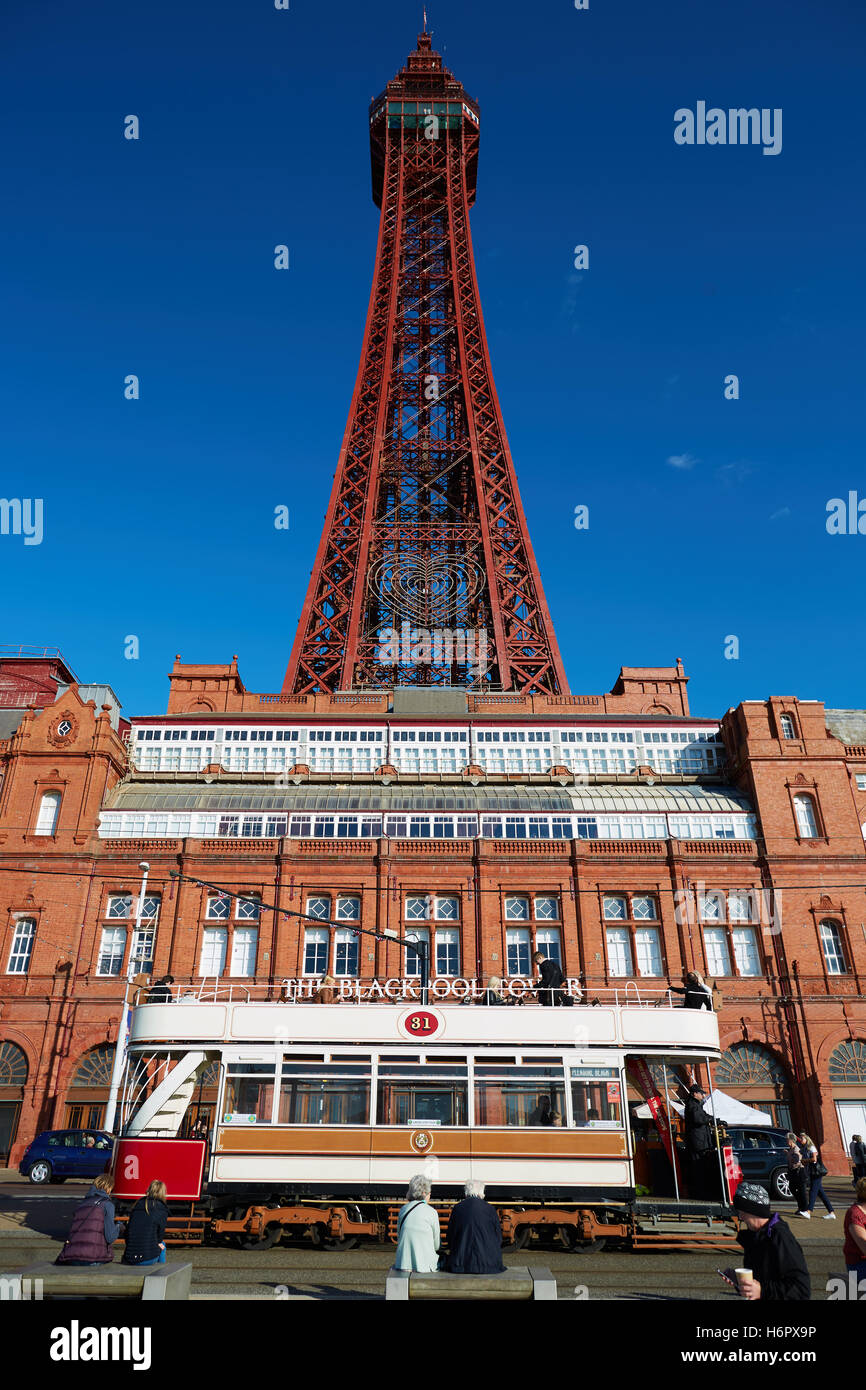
[386,1265,556,1300]
[1,1260,192,1301]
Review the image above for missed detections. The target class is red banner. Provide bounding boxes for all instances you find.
[627,1059,678,1174]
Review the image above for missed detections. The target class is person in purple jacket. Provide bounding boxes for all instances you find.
[55,1173,120,1266]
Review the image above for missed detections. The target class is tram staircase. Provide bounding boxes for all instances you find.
[125,1051,212,1137]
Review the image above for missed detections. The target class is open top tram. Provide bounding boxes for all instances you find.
[110,984,740,1252]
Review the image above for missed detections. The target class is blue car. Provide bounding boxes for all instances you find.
[19,1129,113,1185]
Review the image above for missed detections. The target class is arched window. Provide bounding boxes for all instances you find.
[793,793,819,839]
[715,1042,792,1128]
[70,1045,114,1089]
[828,1040,866,1083]
[0,1041,28,1086]
[780,713,797,740]
[34,791,61,836]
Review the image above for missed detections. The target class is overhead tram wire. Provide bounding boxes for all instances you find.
[0,861,865,900]
[167,869,434,1004]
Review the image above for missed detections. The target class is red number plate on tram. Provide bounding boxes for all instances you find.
[402,1009,441,1038]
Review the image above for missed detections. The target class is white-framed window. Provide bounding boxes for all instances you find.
[535,926,562,966]
[506,927,531,974]
[107,894,132,919]
[732,927,761,977]
[634,927,662,976]
[334,927,359,976]
[534,895,559,921]
[130,926,156,972]
[504,896,529,921]
[703,926,732,976]
[632,895,657,921]
[435,928,460,976]
[603,895,627,921]
[303,927,329,975]
[699,892,724,922]
[140,895,160,921]
[34,790,61,836]
[819,920,847,975]
[97,926,127,976]
[230,927,258,977]
[336,896,360,922]
[780,713,797,740]
[405,895,430,921]
[434,896,459,921]
[606,926,633,977]
[793,794,819,838]
[405,928,430,977]
[728,891,752,922]
[236,896,261,921]
[7,918,35,974]
[856,774,866,791]
[200,928,227,976]
[206,895,231,920]
[306,896,331,921]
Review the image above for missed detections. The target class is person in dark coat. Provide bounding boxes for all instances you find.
[146,975,174,1003]
[683,1084,716,1199]
[850,1134,866,1183]
[122,1179,169,1266]
[55,1174,120,1265]
[444,1181,505,1274]
[533,952,565,1007]
[726,1182,811,1300]
[668,971,712,1010]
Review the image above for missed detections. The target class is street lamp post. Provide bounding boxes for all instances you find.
[104,861,149,1135]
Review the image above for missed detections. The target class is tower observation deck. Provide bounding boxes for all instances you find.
[283,33,568,697]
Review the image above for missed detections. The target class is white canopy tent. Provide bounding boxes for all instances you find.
[634,1088,773,1125]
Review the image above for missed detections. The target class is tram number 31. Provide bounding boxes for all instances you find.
[404,1010,440,1036]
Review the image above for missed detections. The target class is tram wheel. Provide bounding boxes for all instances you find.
[512,1226,532,1250]
[558,1226,606,1253]
[241,1224,282,1252]
[321,1235,360,1252]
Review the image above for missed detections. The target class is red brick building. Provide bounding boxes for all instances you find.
[2,645,866,1171]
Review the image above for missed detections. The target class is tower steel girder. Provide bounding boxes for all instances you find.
[283,34,568,696]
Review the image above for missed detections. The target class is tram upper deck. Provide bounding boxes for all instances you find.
[128,984,720,1055]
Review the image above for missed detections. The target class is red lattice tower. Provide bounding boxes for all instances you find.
[283,32,569,696]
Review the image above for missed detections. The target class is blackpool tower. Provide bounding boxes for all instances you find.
[283,32,569,697]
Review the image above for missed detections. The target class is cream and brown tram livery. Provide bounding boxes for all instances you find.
[112,988,739,1250]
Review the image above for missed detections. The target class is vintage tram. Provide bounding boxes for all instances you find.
[111,985,739,1251]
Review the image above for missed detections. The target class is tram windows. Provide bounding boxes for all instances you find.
[377,1080,468,1127]
[278,1076,370,1125]
[223,1065,276,1124]
[474,1066,565,1127]
[570,1071,623,1128]
[475,1081,566,1127]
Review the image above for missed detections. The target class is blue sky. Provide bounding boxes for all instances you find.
[1,0,864,719]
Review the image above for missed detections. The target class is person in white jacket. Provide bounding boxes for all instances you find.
[394,1175,441,1272]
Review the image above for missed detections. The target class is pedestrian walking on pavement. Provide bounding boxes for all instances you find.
[786,1133,810,1217]
[843,1176,866,1281]
[797,1131,835,1219]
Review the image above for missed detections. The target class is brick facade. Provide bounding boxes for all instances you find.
[1,653,865,1173]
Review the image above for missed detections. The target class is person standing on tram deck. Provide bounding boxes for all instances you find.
[313,974,337,1004]
[394,1175,441,1273]
[477,976,507,1006]
[533,951,564,1006]
[668,971,712,1010]
[444,1181,505,1274]
[684,1085,715,1198]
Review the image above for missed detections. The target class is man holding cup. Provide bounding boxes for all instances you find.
[723,1182,811,1300]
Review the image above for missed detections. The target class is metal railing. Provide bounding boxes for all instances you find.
[138,979,680,1009]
